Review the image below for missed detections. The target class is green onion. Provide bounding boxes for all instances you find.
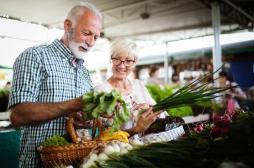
[152,67,235,112]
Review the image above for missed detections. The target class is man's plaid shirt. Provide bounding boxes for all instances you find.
[8,39,93,168]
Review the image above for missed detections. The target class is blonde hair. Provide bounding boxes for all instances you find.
[66,2,102,26]
[110,38,139,61]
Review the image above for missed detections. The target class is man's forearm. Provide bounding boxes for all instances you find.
[10,97,83,127]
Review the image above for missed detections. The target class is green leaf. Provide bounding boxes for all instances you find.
[82,90,130,132]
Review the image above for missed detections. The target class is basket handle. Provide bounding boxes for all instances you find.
[66,116,103,143]
[66,117,79,143]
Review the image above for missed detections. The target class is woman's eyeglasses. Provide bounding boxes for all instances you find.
[111,57,135,66]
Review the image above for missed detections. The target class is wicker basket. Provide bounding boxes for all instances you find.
[37,117,104,168]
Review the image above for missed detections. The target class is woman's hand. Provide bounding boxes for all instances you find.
[134,107,160,133]
[131,102,150,112]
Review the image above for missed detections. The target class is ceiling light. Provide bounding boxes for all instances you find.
[140,12,150,20]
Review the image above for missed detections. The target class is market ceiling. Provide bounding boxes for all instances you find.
[0,0,253,42]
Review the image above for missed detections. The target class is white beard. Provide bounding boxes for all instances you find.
[68,40,90,59]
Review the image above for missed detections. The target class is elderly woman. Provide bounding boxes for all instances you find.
[94,38,165,137]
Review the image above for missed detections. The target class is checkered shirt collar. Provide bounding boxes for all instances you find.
[52,39,85,66]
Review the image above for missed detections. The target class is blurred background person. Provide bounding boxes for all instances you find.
[218,71,247,115]
[146,66,162,86]
[219,71,247,100]
[171,72,181,88]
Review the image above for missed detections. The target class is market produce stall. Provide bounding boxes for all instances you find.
[3,69,251,168]
[87,112,254,168]
[36,70,245,168]
[37,110,254,168]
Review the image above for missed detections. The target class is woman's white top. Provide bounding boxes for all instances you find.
[94,79,166,130]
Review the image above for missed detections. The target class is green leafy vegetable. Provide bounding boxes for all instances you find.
[82,90,130,132]
[168,106,193,117]
[146,84,173,103]
[41,135,70,147]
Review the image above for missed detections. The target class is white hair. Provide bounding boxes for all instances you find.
[110,38,139,61]
[66,2,102,26]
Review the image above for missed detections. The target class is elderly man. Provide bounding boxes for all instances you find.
[8,2,102,167]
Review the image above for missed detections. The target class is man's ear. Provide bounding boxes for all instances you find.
[64,19,72,32]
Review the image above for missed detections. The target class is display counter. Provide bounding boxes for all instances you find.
[0,128,20,168]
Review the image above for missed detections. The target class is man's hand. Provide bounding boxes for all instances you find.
[67,111,93,128]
